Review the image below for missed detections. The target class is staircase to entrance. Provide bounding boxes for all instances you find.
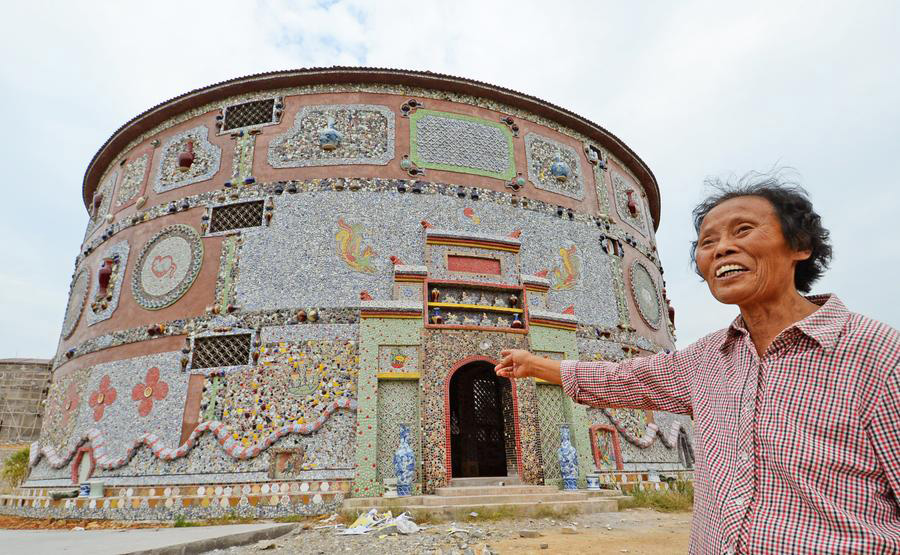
[341,476,629,521]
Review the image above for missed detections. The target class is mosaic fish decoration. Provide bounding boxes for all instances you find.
[550,245,581,290]
[335,218,376,273]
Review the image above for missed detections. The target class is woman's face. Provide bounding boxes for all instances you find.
[695,196,810,308]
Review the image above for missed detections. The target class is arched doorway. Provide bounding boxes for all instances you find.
[448,360,515,478]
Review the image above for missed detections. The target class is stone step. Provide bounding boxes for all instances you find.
[435,485,558,496]
[341,497,622,522]
[422,492,590,506]
[342,496,426,510]
[450,476,521,487]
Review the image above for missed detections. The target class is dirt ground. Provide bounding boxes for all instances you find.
[0,514,161,530]
[0,509,693,553]
[221,508,692,554]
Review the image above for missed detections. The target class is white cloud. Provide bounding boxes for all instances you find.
[0,0,897,357]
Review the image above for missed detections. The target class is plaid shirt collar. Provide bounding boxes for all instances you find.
[723,293,850,352]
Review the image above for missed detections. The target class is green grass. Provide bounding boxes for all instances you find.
[1,446,29,488]
[619,481,694,513]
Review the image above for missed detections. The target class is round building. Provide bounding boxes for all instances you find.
[17,68,693,519]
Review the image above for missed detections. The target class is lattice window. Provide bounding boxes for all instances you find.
[222,99,276,131]
[192,334,251,368]
[209,201,264,233]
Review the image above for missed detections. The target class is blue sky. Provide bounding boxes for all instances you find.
[1,0,897,358]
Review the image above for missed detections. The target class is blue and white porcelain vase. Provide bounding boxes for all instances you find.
[558,425,579,490]
[318,116,342,151]
[549,152,571,182]
[393,424,415,496]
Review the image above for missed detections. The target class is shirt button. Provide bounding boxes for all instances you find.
[739,451,750,462]
[733,496,747,507]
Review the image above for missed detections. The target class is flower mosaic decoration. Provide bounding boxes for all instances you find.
[201,340,358,452]
[131,367,169,417]
[38,368,89,458]
[548,245,582,291]
[88,375,117,422]
[335,218,376,273]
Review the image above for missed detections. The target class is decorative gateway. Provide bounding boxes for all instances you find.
[16,68,692,522]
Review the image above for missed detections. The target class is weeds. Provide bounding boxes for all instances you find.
[619,480,694,513]
[1,446,29,488]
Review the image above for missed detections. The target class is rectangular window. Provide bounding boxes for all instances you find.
[222,99,276,131]
[192,334,251,369]
[447,255,501,275]
[209,201,264,233]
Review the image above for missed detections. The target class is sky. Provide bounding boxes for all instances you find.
[0,0,897,359]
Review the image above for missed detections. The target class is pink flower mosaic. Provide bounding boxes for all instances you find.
[88,375,117,422]
[131,367,169,417]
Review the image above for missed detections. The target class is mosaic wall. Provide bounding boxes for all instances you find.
[230,133,256,182]
[536,383,567,486]
[419,329,542,492]
[153,125,222,193]
[630,260,662,329]
[235,190,620,329]
[410,110,515,180]
[40,81,683,506]
[131,224,203,310]
[612,171,650,238]
[377,345,419,374]
[592,427,619,470]
[60,267,89,339]
[31,351,189,479]
[353,316,422,497]
[84,171,117,240]
[115,154,148,206]
[524,133,585,200]
[38,366,91,462]
[86,240,129,326]
[268,104,395,167]
[200,340,358,450]
[427,243,519,287]
[376,380,422,490]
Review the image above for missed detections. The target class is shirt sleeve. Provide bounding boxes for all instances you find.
[867,365,900,506]
[559,338,704,416]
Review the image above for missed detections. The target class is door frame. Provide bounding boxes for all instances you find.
[443,355,523,482]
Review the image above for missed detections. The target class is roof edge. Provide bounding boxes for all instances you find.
[82,67,661,229]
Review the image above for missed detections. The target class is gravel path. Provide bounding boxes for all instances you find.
[210,508,692,555]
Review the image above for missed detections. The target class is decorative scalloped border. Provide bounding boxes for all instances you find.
[603,408,687,449]
[30,398,357,470]
[132,224,203,311]
[61,267,90,339]
[629,260,662,330]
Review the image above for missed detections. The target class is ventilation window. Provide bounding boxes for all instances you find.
[222,99,276,131]
[209,201,264,233]
[192,334,251,368]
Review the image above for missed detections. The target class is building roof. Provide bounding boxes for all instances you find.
[81,67,661,229]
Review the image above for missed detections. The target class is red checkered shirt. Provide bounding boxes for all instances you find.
[561,294,900,554]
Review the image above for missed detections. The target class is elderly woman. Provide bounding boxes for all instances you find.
[495,177,899,554]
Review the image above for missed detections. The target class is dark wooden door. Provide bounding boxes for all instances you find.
[450,362,508,477]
